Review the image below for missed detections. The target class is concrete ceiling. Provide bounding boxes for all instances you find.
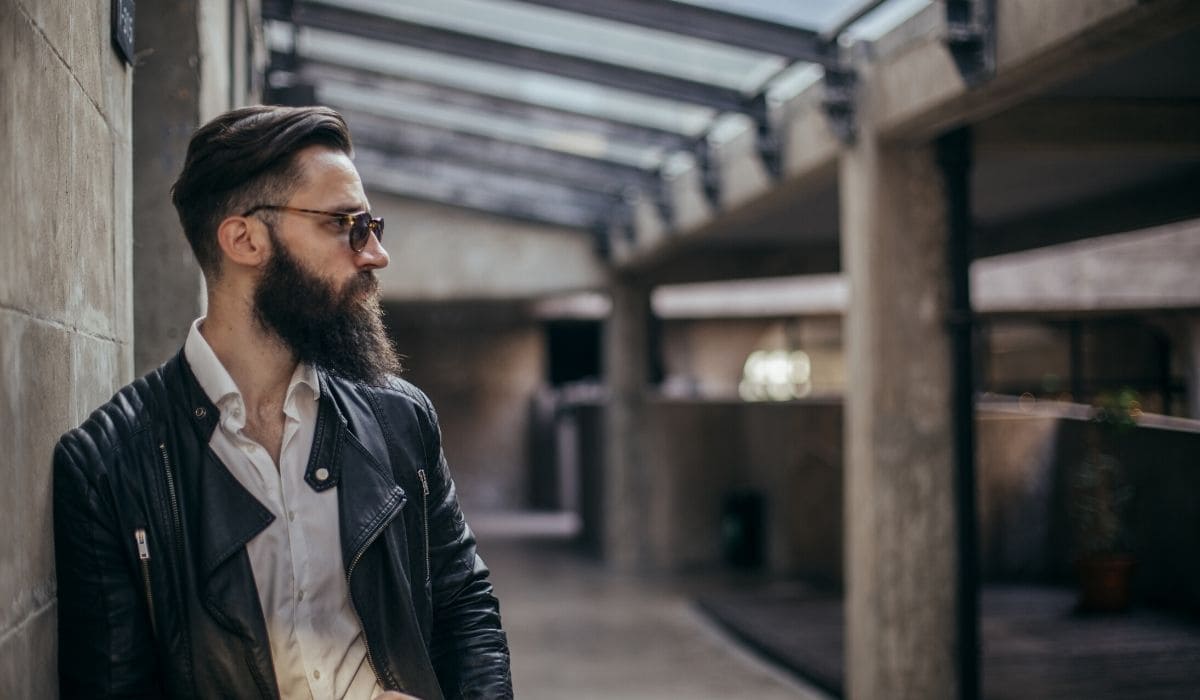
[264,0,1199,293]
[637,19,1200,279]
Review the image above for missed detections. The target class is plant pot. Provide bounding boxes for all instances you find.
[1076,554,1135,612]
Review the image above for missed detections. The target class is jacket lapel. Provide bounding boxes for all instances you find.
[169,351,275,640]
[196,447,275,639]
[319,380,408,572]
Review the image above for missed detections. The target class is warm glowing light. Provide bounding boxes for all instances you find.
[739,350,813,401]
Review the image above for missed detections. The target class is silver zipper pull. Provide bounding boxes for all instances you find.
[417,469,429,496]
[135,528,150,560]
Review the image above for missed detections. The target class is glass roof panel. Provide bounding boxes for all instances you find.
[318,81,667,170]
[840,0,932,41]
[330,0,788,95]
[671,0,872,30]
[356,152,615,230]
[289,26,717,138]
[674,0,929,39]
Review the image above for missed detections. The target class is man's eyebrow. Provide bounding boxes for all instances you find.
[329,201,367,213]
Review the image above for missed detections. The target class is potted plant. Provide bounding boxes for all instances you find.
[1070,389,1139,612]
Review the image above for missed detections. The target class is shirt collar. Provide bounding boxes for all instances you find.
[183,318,322,427]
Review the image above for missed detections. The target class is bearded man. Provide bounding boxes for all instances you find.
[53,106,512,700]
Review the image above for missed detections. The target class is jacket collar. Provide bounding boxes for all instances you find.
[165,352,407,633]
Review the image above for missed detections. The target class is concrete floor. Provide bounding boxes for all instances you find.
[477,535,830,700]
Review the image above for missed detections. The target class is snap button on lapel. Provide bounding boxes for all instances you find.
[315,467,330,482]
[194,407,207,418]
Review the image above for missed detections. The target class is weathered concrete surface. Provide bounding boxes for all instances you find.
[383,304,546,512]
[840,135,958,700]
[866,0,1200,139]
[603,279,651,569]
[0,0,134,693]
[972,219,1200,313]
[132,0,214,373]
[484,538,829,700]
[613,0,1200,271]
[707,113,772,212]
[371,192,607,302]
[643,400,845,580]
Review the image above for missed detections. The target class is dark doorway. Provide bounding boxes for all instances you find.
[546,320,602,386]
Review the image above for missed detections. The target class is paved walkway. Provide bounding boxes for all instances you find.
[478,536,829,700]
[698,582,1200,699]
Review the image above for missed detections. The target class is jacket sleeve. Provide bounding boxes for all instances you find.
[54,435,163,699]
[417,395,514,700]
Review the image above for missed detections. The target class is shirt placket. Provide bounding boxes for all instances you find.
[280,401,328,698]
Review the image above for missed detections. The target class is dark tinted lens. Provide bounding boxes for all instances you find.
[348,212,372,251]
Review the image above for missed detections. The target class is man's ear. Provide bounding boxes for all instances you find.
[216,215,271,269]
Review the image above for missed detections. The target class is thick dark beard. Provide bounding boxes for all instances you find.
[253,227,402,385]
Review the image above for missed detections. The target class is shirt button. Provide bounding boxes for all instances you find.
[297,590,304,601]
[314,467,330,482]
[313,669,320,680]
[288,511,296,522]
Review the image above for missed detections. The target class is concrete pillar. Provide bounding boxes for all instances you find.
[603,277,652,569]
[133,0,256,373]
[0,0,133,695]
[840,133,959,699]
[132,2,204,372]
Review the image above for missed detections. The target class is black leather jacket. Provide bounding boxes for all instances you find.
[53,351,512,699]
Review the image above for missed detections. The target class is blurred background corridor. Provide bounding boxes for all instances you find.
[4,0,1200,697]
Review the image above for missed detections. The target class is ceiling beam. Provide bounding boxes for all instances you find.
[338,108,672,219]
[354,147,630,237]
[347,112,662,194]
[266,0,759,113]
[513,0,830,63]
[290,56,701,152]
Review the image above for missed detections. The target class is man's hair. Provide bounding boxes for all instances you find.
[171,105,353,277]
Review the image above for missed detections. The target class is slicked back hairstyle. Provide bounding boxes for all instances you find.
[170,105,353,278]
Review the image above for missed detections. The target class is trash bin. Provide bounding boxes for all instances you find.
[722,489,765,569]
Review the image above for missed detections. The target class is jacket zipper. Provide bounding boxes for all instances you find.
[135,528,158,638]
[158,443,184,565]
[418,469,430,583]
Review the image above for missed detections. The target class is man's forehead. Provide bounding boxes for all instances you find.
[295,144,358,175]
[293,146,367,206]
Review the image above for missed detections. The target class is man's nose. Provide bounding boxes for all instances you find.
[356,229,389,270]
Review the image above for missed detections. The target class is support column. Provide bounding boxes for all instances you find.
[132,3,203,373]
[841,133,960,699]
[133,0,252,373]
[603,277,652,569]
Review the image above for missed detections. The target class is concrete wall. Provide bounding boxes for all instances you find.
[0,0,134,695]
[973,219,1200,314]
[661,317,846,399]
[979,408,1200,610]
[384,303,546,513]
[371,192,608,303]
[572,397,1200,611]
[133,0,261,373]
[644,400,845,582]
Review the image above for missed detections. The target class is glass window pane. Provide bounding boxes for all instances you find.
[333,0,787,94]
[289,26,717,137]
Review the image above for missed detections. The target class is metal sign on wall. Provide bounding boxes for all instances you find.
[111,0,134,65]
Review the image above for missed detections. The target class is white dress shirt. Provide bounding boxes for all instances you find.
[185,319,384,700]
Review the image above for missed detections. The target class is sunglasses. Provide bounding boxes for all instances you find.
[242,204,384,252]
